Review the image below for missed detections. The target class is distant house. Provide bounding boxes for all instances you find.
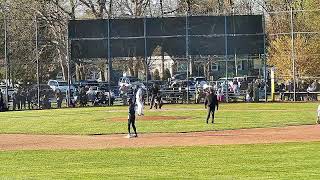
[149,56,174,79]
[209,55,263,80]
[188,55,264,80]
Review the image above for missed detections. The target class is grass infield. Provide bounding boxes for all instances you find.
[0,142,319,179]
[0,103,318,135]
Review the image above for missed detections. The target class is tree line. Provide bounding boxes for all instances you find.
[0,0,319,85]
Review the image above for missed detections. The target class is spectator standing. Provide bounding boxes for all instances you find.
[247,82,253,102]
[93,92,101,106]
[195,88,201,104]
[217,87,224,102]
[42,94,51,109]
[86,87,95,104]
[307,80,318,101]
[287,80,294,101]
[240,80,248,91]
[232,79,239,94]
[56,89,63,108]
[16,89,22,110]
[20,89,27,110]
[0,91,4,112]
[278,82,285,101]
[76,87,86,106]
[12,91,17,110]
[181,87,187,104]
[253,80,260,102]
[26,90,32,109]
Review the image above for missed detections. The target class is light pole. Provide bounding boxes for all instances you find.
[1,2,9,108]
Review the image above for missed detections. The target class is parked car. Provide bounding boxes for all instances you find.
[86,86,115,101]
[78,80,99,87]
[189,77,208,88]
[48,80,75,93]
[30,84,55,98]
[118,76,140,88]
[171,73,187,81]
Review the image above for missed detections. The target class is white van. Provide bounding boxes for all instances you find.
[48,80,75,93]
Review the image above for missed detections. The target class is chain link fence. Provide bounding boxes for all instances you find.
[0,3,319,112]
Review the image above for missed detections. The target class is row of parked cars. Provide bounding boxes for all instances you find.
[118,75,208,89]
[0,79,115,100]
[1,74,260,104]
[117,74,262,96]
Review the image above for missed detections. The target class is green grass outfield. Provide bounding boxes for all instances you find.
[0,142,319,179]
[0,103,318,135]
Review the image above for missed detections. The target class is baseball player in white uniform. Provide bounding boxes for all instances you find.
[136,86,144,116]
[317,105,320,124]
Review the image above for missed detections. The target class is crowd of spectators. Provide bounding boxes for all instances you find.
[0,77,319,112]
[277,80,319,101]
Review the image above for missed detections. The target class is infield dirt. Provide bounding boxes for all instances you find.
[0,125,319,151]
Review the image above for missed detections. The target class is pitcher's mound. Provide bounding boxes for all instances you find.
[112,116,190,122]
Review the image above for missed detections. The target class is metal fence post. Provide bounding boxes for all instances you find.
[144,16,149,104]
[67,57,71,107]
[35,16,40,109]
[263,11,268,102]
[185,11,189,104]
[4,15,9,108]
[66,19,72,107]
[290,7,296,102]
[107,18,112,106]
[224,15,229,103]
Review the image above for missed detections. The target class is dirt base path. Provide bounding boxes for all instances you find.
[0,125,319,151]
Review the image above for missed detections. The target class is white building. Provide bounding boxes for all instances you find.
[149,56,175,79]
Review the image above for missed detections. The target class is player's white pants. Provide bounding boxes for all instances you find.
[136,99,144,115]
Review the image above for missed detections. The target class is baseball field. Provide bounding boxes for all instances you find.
[0,103,320,179]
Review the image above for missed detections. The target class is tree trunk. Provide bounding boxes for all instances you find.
[134,60,140,77]
[161,47,165,79]
[76,63,85,81]
[128,59,134,76]
[57,47,68,81]
[204,62,210,80]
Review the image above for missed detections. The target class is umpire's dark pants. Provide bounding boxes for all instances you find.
[150,94,156,108]
[206,107,216,123]
[128,114,137,134]
[57,98,62,108]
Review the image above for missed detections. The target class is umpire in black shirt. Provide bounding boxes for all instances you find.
[149,83,159,109]
[204,88,219,124]
[127,97,138,138]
